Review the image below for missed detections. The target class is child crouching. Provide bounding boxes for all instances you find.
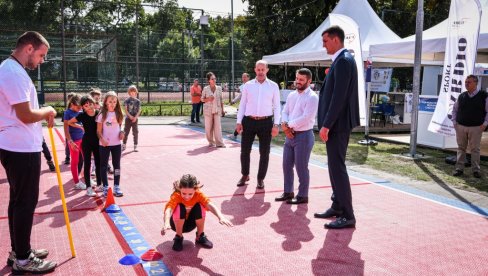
[161,174,233,251]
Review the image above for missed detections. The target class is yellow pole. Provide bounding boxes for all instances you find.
[48,127,76,257]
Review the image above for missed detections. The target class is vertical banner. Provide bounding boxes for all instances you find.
[330,14,366,126]
[428,0,482,136]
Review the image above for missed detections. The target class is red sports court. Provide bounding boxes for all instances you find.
[0,125,487,275]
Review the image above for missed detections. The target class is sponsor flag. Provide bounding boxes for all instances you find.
[428,0,482,136]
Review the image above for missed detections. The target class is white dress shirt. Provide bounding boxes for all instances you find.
[331,48,346,62]
[237,78,281,124]
[281,87,319,131]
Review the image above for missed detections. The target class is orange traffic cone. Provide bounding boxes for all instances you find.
[103,187,115,210]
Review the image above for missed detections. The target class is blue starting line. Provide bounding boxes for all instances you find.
[107,209,172,276]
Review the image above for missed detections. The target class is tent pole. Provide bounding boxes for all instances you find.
[284,63,287,87]
[358,59,377,145]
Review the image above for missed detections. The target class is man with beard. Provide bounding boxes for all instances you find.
[236,60,281,189]
[275,68,318,204]
[0,31,57,274]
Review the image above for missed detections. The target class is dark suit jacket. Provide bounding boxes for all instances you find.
[318,49,360,133]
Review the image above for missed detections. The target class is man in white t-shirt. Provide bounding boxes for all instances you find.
[0,31,57,274]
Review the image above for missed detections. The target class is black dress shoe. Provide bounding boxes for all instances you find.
[237,175,250,187]
[453,170,463,176]
[257,179,264,189]
[325,217,356,229]
[286,196,308,204]
[314,208,343,219]
[473,171,482,178]
[275,192,294,201]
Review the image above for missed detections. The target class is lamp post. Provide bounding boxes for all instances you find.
[409,0,424,158]
[231,0,235,101]
[199,13,208,82]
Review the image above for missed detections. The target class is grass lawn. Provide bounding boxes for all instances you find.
[271,132,488,194]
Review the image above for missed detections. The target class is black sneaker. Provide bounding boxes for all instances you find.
[47,160,55,172]
[7,249,49,267]
[453,170,463,177]
[64,158,70,165]
[195,232,213,249]
[473,171,482,178]
[12,252,56,274]
[172,235,184,251]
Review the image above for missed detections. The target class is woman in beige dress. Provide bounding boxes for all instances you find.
[201,72,226,147]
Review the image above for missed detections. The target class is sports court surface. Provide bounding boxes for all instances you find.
[1,125,487,275]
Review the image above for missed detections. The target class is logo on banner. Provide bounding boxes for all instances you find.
[451,18,468,27]
[345,33,356,44]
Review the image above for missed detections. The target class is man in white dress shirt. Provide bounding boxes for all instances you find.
[275,68,318,204]
[236,60,281,189]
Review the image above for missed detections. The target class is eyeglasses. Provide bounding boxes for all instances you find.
[210,78,216,80]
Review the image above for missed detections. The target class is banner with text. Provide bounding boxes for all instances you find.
[330,14,366,126]
[371,68,393,92]
[428,0,482,136]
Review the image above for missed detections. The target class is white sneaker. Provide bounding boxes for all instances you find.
[114,185,124,197]
[12,252,56,274]
[74,181,86,190]
[86,187,96,197]
[122,144,126,151]
[90,179,96,186]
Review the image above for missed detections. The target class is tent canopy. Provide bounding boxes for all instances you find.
[262,0,401,66]
[369,0,488,65]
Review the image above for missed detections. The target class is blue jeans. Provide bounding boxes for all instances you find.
[282,130,314,197]
[191,103,201,122]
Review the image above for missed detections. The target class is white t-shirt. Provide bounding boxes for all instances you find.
[96,111,121,146]
[0,59,43,152]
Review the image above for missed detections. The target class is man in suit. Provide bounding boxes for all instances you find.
[314,26,360,229]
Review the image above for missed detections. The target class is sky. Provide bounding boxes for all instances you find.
[176,0,249,17]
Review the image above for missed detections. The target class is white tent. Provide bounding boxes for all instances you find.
[262,0,401,66]
[369,0,488,65]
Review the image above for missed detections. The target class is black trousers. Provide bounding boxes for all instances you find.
[82,141,101,186]
[41,139,52,162]
[0,149,41,260]
[240,116,273,180]
[170,203,204,233]
[325,131,355,220]
[99,145,121,187]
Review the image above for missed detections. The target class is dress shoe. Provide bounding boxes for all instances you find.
[453,169,463,176]
[473,171,482,178]
[286,196,308,204]
[314,208,343,219]
[275,192,294,201]
[257,179,264,189]
[325,217,356,229]
[237,175,250,187]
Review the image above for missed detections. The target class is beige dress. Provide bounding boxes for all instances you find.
[202,85,225,147]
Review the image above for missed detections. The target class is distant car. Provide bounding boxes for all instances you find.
[158,81,181,92]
